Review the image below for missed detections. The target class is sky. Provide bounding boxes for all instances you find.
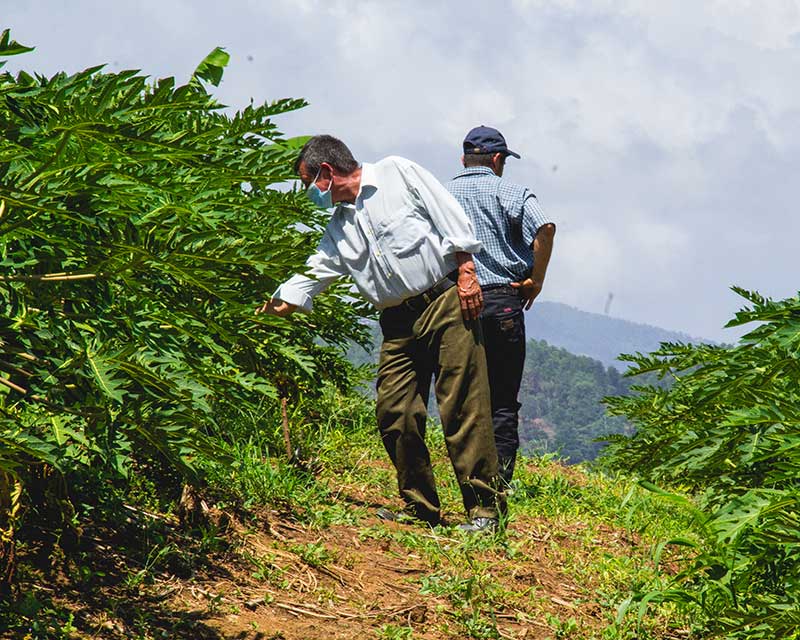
[3,1,799,342]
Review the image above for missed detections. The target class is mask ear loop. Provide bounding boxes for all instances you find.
[320,165,335,193]
[307,166,334,194]
[306,167,322,190]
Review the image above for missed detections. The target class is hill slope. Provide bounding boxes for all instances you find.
[526,301,710,368]
[519,340,642,462]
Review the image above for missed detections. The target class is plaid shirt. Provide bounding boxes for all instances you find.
[446,166,553,287]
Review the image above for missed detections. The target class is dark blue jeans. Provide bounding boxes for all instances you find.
[480,285,526,484]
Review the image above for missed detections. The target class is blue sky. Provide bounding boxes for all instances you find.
[4,1,799,341]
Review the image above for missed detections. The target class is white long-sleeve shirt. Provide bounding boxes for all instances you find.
[273,156,482,312]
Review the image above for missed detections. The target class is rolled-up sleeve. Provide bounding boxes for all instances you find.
[272,232,345,313]
[521,191,554,248]
[405,162,483,255]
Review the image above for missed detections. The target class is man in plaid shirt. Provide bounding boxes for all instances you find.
[446,126,556,485]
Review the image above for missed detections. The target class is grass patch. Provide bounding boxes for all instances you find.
[3,387,702,639]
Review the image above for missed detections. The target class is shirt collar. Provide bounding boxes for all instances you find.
[359,162,377,188]
[355,162,378,204]
[452,166,496,180]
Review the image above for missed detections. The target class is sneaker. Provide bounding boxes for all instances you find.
[457,517,498,534]
[376,507,406,522]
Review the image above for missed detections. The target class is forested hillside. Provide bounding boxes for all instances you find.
[518,340,638,462]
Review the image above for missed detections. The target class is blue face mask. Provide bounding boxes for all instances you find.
[305,168,333,209]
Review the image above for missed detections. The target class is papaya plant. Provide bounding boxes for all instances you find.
[604,287,800,639]
[0,28,370,585]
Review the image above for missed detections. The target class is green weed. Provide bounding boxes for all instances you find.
[545,613,579,638]
[124,543,177,592]
[290,541,335,568]
[376,624,414,639]
[420,571,502,639]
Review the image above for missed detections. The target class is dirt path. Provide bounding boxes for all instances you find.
[6,459,680,639]
[160,508,625,639]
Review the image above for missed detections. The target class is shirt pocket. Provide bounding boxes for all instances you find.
[381,208,428,258]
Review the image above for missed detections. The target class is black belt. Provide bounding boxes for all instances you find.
[399,270,458,313]
[482,283,517,293]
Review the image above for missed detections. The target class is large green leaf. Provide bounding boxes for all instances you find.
[192,46,230,87]
[0,29,34,60]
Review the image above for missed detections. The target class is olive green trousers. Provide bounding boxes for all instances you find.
[376,286,500,522]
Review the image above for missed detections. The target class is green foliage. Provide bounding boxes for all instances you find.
[0,28,370,578]
[545,613,579,639]
[203,383,377,525]
[376,624,414,640]
[0,591,77,639]
[290,541,335,568]
[420,570,502,638]
[602,287,800,639]
[124,542,177,593]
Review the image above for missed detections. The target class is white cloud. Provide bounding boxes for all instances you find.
[545,222,622,308]
[3,0,799,340]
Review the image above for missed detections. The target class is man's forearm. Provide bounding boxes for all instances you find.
[530,224,555,284]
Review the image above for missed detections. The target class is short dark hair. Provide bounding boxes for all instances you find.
[294,135,359,176]
[463,152,497,168]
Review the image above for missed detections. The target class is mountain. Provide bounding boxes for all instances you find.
[525,301,710,368]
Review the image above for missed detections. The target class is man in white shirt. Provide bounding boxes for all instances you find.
[257,135,500,532]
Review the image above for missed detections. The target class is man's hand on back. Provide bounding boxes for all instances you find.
[255,298,297,317]
[510,278,543,310]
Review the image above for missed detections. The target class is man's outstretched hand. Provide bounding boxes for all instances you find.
[255,298,297,317]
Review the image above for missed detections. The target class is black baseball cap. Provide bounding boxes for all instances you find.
[462,125,521,159]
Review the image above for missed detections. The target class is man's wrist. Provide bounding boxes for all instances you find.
[455,251,476,269]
